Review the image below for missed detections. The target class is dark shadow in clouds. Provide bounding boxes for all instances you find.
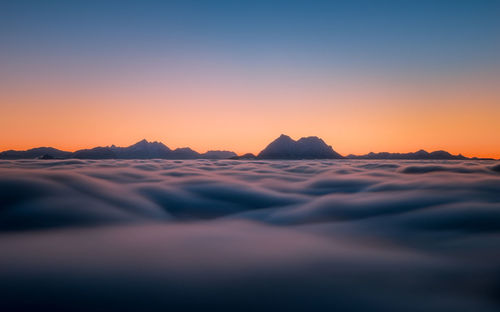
[491,163,500,173]
[0,159,499,311]
[401,165,484,174]
[400,202,500,233]
[304,177,377,194]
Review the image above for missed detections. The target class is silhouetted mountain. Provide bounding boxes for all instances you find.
[72,147,117,159]
[231,153,257,160]
[201,151,237,159]
[491,163,500,172]
[0,139,492,160]
[0,140,240,160]
[347,150,468,160]
[168,148,200,159]
[0,147,72,159]
[257,135,343,159]
[110,139,171,159]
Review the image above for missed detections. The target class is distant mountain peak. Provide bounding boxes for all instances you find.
[348,149,468,160]
[415,149,429,155]
[298,135,320,140]
[278,134,292,139]
[297,136,325,144]
[231,153,257,160]
[108,139,171,159]
[258,134,343,159]
[130,139,160,147]
[273,134,295,144]
[0,147,72,160]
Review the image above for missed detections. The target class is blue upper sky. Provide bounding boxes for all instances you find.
[1,0,499,75]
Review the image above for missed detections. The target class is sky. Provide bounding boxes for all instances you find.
[1,0,499,157]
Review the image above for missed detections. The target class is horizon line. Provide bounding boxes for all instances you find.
[0,136,497,160]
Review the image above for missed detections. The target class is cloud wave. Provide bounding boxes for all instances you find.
[0,159,499,311]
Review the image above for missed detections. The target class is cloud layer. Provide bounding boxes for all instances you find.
[0,159,500,311]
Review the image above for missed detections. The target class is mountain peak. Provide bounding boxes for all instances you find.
[107,139,171,159]
[131,139,150,146]
[258,134,343,159]
[297,136,324,144]
[128,139,167,148]
[276,134,294,141]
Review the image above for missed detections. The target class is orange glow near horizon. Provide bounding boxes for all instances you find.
[1,68,499,159]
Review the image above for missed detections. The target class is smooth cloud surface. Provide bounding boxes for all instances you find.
[0,159,500,311]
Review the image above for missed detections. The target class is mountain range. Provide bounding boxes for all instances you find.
[347,150,469,160]
[0,140,236,160]
[0,136,492,160]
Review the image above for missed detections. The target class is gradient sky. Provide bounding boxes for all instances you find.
[1,0,499,157]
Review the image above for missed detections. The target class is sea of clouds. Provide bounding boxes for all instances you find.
[1,159,500,311]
